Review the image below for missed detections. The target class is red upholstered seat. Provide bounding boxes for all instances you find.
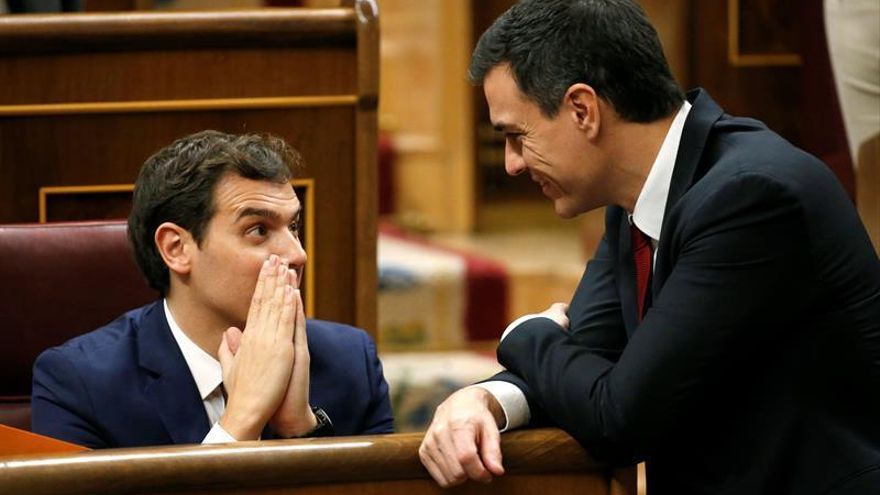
[0,221,158,430]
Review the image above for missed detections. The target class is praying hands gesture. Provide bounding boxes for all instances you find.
[217,254,316,440]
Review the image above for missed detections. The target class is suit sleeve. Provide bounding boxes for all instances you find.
[358,332,395,434]
[32,347,108,449]
[565,231,629,356]
[485,231,628,428]
[498,173,812,463]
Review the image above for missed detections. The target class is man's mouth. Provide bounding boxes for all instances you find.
[532,174,556,198]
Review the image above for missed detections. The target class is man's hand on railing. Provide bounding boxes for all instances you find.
[418,387,506,487]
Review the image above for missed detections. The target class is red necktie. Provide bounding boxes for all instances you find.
[631,224,653,321]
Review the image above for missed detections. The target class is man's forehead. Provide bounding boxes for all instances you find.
[484,64,532,130]
[213,175,300,218]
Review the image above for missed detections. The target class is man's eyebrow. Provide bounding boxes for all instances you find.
[235,207,300,223]
[493,121,519,133]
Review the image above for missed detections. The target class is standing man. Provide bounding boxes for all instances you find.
[419,1,880,493]
[33,131,393,447]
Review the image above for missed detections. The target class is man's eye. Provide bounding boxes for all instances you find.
[248,225,268,237]
[288,222,300,235]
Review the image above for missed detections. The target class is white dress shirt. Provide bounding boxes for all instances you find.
[474,101,693,431]
[163,300,237,444]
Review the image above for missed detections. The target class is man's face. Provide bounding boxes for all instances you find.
[483,64,608,218]
[188,173,306,330]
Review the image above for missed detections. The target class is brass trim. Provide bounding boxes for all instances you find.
[38,179,317,318]
[0,96,358,117]
[727,0,802,67]
[296,178,317,318]
[38,184,133,223]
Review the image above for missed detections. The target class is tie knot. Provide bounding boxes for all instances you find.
[630,224,651,250]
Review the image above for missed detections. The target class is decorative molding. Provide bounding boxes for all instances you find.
[38,184,133,222]
[295,178,317,318]
[727,0,802,67]
[0,96,358,117]
[38,179,317,317]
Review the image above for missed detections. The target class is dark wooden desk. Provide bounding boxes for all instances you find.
[0,428,635,495]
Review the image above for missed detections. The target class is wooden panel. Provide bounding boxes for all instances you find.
[0,106,355,323]
[730,0,801,66]
[354,0,379,337]
[690,0,802,144]
[0,10,355,53]
[0,6,378,331]
[0,48,356,105]
[42,186,134,223]
[0,429,635,495]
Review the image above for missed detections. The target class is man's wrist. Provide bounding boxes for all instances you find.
[272,408,319,438]
[483,390,506,428]
[300,407,334,438]
[218,409,263,441]
[471,381,530,432]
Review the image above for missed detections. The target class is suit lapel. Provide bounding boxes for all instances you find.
[614,207,640,337]
[663,89,725,220]
[653,88,725,288]
[137,301,211,445]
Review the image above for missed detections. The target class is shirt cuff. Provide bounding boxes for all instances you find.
[470,381,530,432]
[202,422,237,444]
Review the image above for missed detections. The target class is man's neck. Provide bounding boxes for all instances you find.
[605,110,679,214]
[165,291,227,360]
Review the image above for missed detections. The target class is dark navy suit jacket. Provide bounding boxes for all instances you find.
[32,300,394,448]
[494,90,880,494]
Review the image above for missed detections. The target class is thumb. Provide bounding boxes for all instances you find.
[552,303,570,329]
[218,328,237,378]
[226,326,243,354]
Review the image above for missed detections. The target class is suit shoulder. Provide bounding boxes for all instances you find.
[682,119,838,211]
[36,303,155,368]
[305,319,372,348]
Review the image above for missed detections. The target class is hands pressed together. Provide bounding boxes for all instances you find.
[419,302,570,487]
[217,254,316,440]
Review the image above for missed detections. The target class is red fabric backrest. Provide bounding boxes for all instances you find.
[0,221,158,429]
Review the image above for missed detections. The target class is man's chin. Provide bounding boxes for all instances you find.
[553,200,579,219]
[553,199,594,219]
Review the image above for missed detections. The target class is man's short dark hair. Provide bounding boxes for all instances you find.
[469,0,685,122]
[128,130,301,295]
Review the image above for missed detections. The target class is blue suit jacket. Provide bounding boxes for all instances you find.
[32,300,394,448]
[494,90,880,494]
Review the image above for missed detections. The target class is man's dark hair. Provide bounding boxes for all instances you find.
[128,130,301,295]
[469,0,684,122]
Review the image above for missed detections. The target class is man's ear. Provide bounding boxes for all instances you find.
[154,222,194,276]
[564,83,600,139]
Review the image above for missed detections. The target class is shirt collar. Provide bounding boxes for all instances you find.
[163,299,223,401]
[631,101,692,242]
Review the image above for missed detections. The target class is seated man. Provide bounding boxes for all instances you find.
[32,131,394,448]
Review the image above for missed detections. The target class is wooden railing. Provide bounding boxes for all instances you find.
[0,428,635,495]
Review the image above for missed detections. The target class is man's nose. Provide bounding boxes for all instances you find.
[505,142,526,176]
[280,232,307,268]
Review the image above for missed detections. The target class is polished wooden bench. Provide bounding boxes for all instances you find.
[0,428,635,495]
